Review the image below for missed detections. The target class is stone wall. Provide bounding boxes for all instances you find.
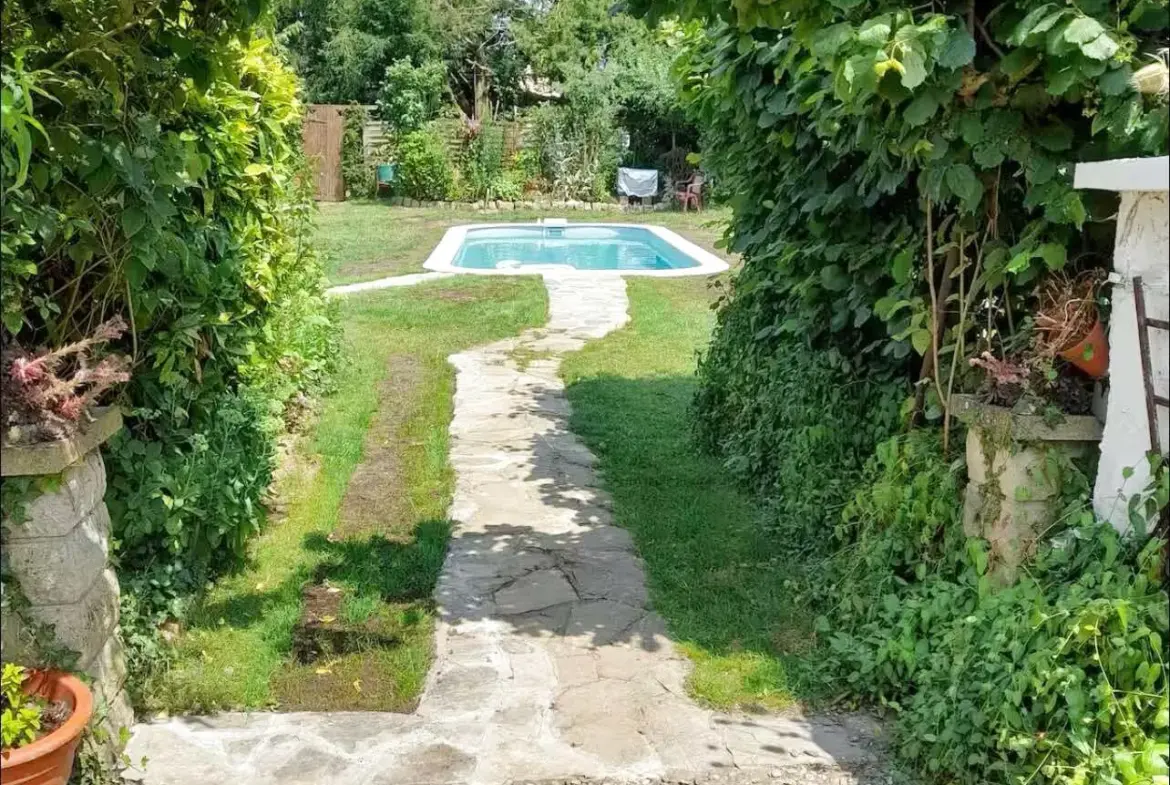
[1,425,134,739]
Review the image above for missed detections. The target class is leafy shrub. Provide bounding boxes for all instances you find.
[664,2,1167,363]
[489,169,525,201]
[376,58,447,137]
[1,3,338,601]
[341,105,375,199]
[530,98,619,200]
[461,121,506,200]
[694,305,905,547]
[395,128,455,200]
[657,0,1168,501]
[820,434,1170,785]
[511,148,545,192]
[106,390,275,569]
[1,663,42,749]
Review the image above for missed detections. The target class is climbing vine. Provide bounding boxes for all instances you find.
[1,0,340,654]
[651,0,1168,531]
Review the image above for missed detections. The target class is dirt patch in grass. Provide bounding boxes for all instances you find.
[148,277,547,714]
[291,581,404,663]
[333,355,423,541]
[274,354,441,712]
[436,289,479,303]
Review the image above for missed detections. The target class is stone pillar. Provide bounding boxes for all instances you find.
[953,396,1102,582]
[1,407,134,740]
[1074,157,1170,531]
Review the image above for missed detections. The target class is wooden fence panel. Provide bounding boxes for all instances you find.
[303,104,346,201]
[361,113,531,165]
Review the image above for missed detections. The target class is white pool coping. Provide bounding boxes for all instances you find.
[422,222,730,277]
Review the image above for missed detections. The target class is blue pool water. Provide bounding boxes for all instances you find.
[451,225,700,271]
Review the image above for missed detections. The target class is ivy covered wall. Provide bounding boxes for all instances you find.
[655,0,1169,527]
[625,1,1170,781]
[1,1,338,601]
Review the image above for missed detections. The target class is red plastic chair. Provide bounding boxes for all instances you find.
[676,174,705,212]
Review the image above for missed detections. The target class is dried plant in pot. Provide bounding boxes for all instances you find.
[1033,270,1109,378]
[1,318,130,447]
[969,351,1031,409]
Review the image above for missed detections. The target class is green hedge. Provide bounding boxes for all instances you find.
[1,2,338,589]
[624,1,1170,780]
[656,0,1167,501]
[694,299,905,546]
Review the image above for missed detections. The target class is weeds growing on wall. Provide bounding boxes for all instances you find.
[1,1,339,650]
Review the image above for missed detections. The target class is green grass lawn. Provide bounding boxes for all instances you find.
[144,277,547,713]
[316,201,734,285]
[561,278,821,711]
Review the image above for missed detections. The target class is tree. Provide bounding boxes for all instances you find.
[275,0,437,103]
[430,0,531,119]
[376,59,447,135]
[517,0,691,161]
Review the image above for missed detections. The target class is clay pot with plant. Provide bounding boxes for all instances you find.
[0,664,94,784]
[1033,270,1109,378]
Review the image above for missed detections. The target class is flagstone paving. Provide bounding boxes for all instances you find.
[125,272,885,785]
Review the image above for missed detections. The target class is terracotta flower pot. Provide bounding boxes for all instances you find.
[1,671,93,785]
[1059,318,1109,378]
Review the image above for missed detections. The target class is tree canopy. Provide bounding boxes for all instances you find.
[274,0,689,147]
[275,0,438,103]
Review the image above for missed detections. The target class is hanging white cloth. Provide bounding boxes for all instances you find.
[617,168,659,198]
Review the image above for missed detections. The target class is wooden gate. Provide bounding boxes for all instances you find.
[303,104,346,201]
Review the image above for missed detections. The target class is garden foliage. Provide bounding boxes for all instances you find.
[0,663,41,749]
[395,128,457,200]
[341,106,375,199]
[692,301,905,546]
[530,97,622,201]
[663,0,1168,500]
[310,0,696,202]
[376,59,447,137]
[824,433,1169,784]
[275,0,437,104]
[1,1,338,604]
[623,0,1170,780]
[461,121,507,200]
[517,0,692,165]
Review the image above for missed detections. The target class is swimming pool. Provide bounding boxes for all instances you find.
[423,223,729,276]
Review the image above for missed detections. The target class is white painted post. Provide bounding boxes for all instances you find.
[1074,156,1170,531]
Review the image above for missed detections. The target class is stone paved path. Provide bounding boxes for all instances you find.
[125,273,883,785]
